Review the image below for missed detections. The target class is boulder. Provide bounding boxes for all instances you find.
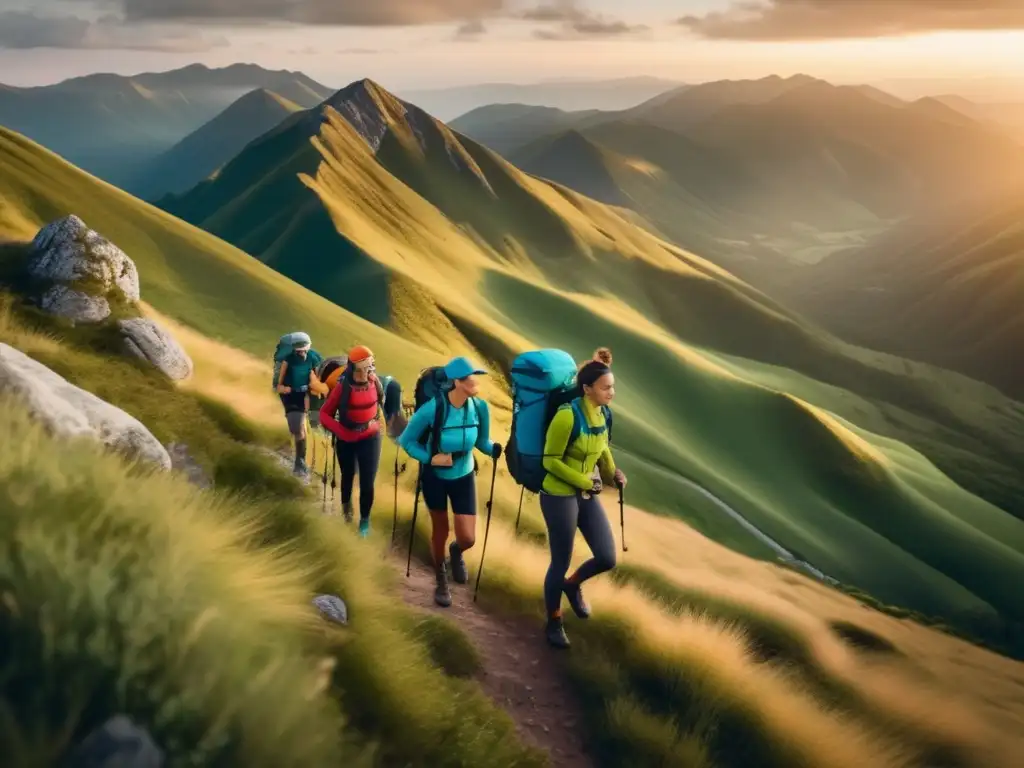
[0,343,171,471]
[28,215,140,323]
[39,284,111,324]
[118,318,193,381]
[65,715,164,768]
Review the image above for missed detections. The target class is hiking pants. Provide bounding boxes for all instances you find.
[540,491,617,617]
[336,431,382,520]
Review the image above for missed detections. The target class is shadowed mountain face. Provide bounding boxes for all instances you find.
[135,88,305,200]
[0,63,333,194]
[781,189,1024,399]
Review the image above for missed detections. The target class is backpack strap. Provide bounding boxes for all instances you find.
[429,393,446,457]
[334,371,383,432]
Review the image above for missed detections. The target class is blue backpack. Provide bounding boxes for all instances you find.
[411,366,479,473]
[271,331,323,391]
[506,349,613,493]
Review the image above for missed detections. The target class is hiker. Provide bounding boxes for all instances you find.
[538,348,625,649]
[399,356,502,607]
[276,334,327,476]
[319,345,391,537]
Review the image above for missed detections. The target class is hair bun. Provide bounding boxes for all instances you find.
[594,347,612,366]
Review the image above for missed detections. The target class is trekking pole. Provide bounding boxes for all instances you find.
[321,440,329,511]
[473,457,500,603]
[330,434,337,504]
[406,466,422,578]
[617,481,628,553]
[391,452,406,546]
[514,486,525,535]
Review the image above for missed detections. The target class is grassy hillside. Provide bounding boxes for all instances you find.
[3,120,1024,767]
[781,189,1024,398]
[135,88,305,200]
[0,398,543,767]
[151,83,1024,640]
[0,63,332,194]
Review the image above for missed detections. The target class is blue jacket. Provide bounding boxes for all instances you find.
[399,395,495,481]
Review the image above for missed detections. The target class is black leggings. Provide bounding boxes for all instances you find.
[335,431,382,520]
[540,492,617,617]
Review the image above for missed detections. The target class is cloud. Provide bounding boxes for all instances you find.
[118,0,505,25]
[678,0,1024,41]
[0,10,228,50]
[522,1,645,39]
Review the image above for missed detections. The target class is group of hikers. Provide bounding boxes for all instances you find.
[274,334,626,649]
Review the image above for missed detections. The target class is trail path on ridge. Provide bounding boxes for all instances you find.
[396,556,595,768]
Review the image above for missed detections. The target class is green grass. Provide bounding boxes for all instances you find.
[0,399,544,767]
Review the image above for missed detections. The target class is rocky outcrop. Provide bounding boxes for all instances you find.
[118,318,193,381]
[0,343,171,470]
[27,215,140,324]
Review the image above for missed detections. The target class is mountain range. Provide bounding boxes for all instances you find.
[0,63,333,195]
[3,69,1024,648]
[451,75,1024,283]
[397,76,683,121]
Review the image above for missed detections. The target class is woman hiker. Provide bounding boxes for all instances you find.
[276,337,328,477]
[319,345,404,537]
[398,356,502,607]
[539,348,626,649]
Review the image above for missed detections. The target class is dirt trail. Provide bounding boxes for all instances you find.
[397,557,595,768]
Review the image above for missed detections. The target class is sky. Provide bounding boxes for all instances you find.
[1,0,1024,97]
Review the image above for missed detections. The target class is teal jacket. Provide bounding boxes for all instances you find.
[399,395,495,481]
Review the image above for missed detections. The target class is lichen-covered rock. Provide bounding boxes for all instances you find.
[118,318,193,381]
[0,343,171,470]
[28,215,140,323]
[39,284,111,323]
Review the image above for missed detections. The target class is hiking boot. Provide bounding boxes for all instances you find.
[449,541,468,584]
[563,580,591,619]
[342,500,354,523]
[545,617,570,649]
[293,458,308,477]
[358,518,370,538]
[434,563,452,607]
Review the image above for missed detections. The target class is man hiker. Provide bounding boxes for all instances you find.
[276,337,327,477]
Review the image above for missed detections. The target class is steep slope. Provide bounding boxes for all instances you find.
[783,190,1024,398]
[136,88,304,199]
[157,81,1024,636]
[0,63,333,193]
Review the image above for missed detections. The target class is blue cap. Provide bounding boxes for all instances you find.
[444,356,486,380]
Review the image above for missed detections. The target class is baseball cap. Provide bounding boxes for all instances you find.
[444,356,486,380]
[348,345,373,363]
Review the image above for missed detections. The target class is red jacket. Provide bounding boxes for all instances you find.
[319,375,382,442]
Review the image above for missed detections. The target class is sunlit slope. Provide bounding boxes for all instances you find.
[0,126,427,385]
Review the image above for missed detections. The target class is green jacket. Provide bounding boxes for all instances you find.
[541,398,616,496]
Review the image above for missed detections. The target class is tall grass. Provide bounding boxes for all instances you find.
[0,400,544,767]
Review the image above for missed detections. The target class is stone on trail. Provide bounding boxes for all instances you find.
[0,343,172,470]
[64,715,164,768]
[312,594,348,625]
